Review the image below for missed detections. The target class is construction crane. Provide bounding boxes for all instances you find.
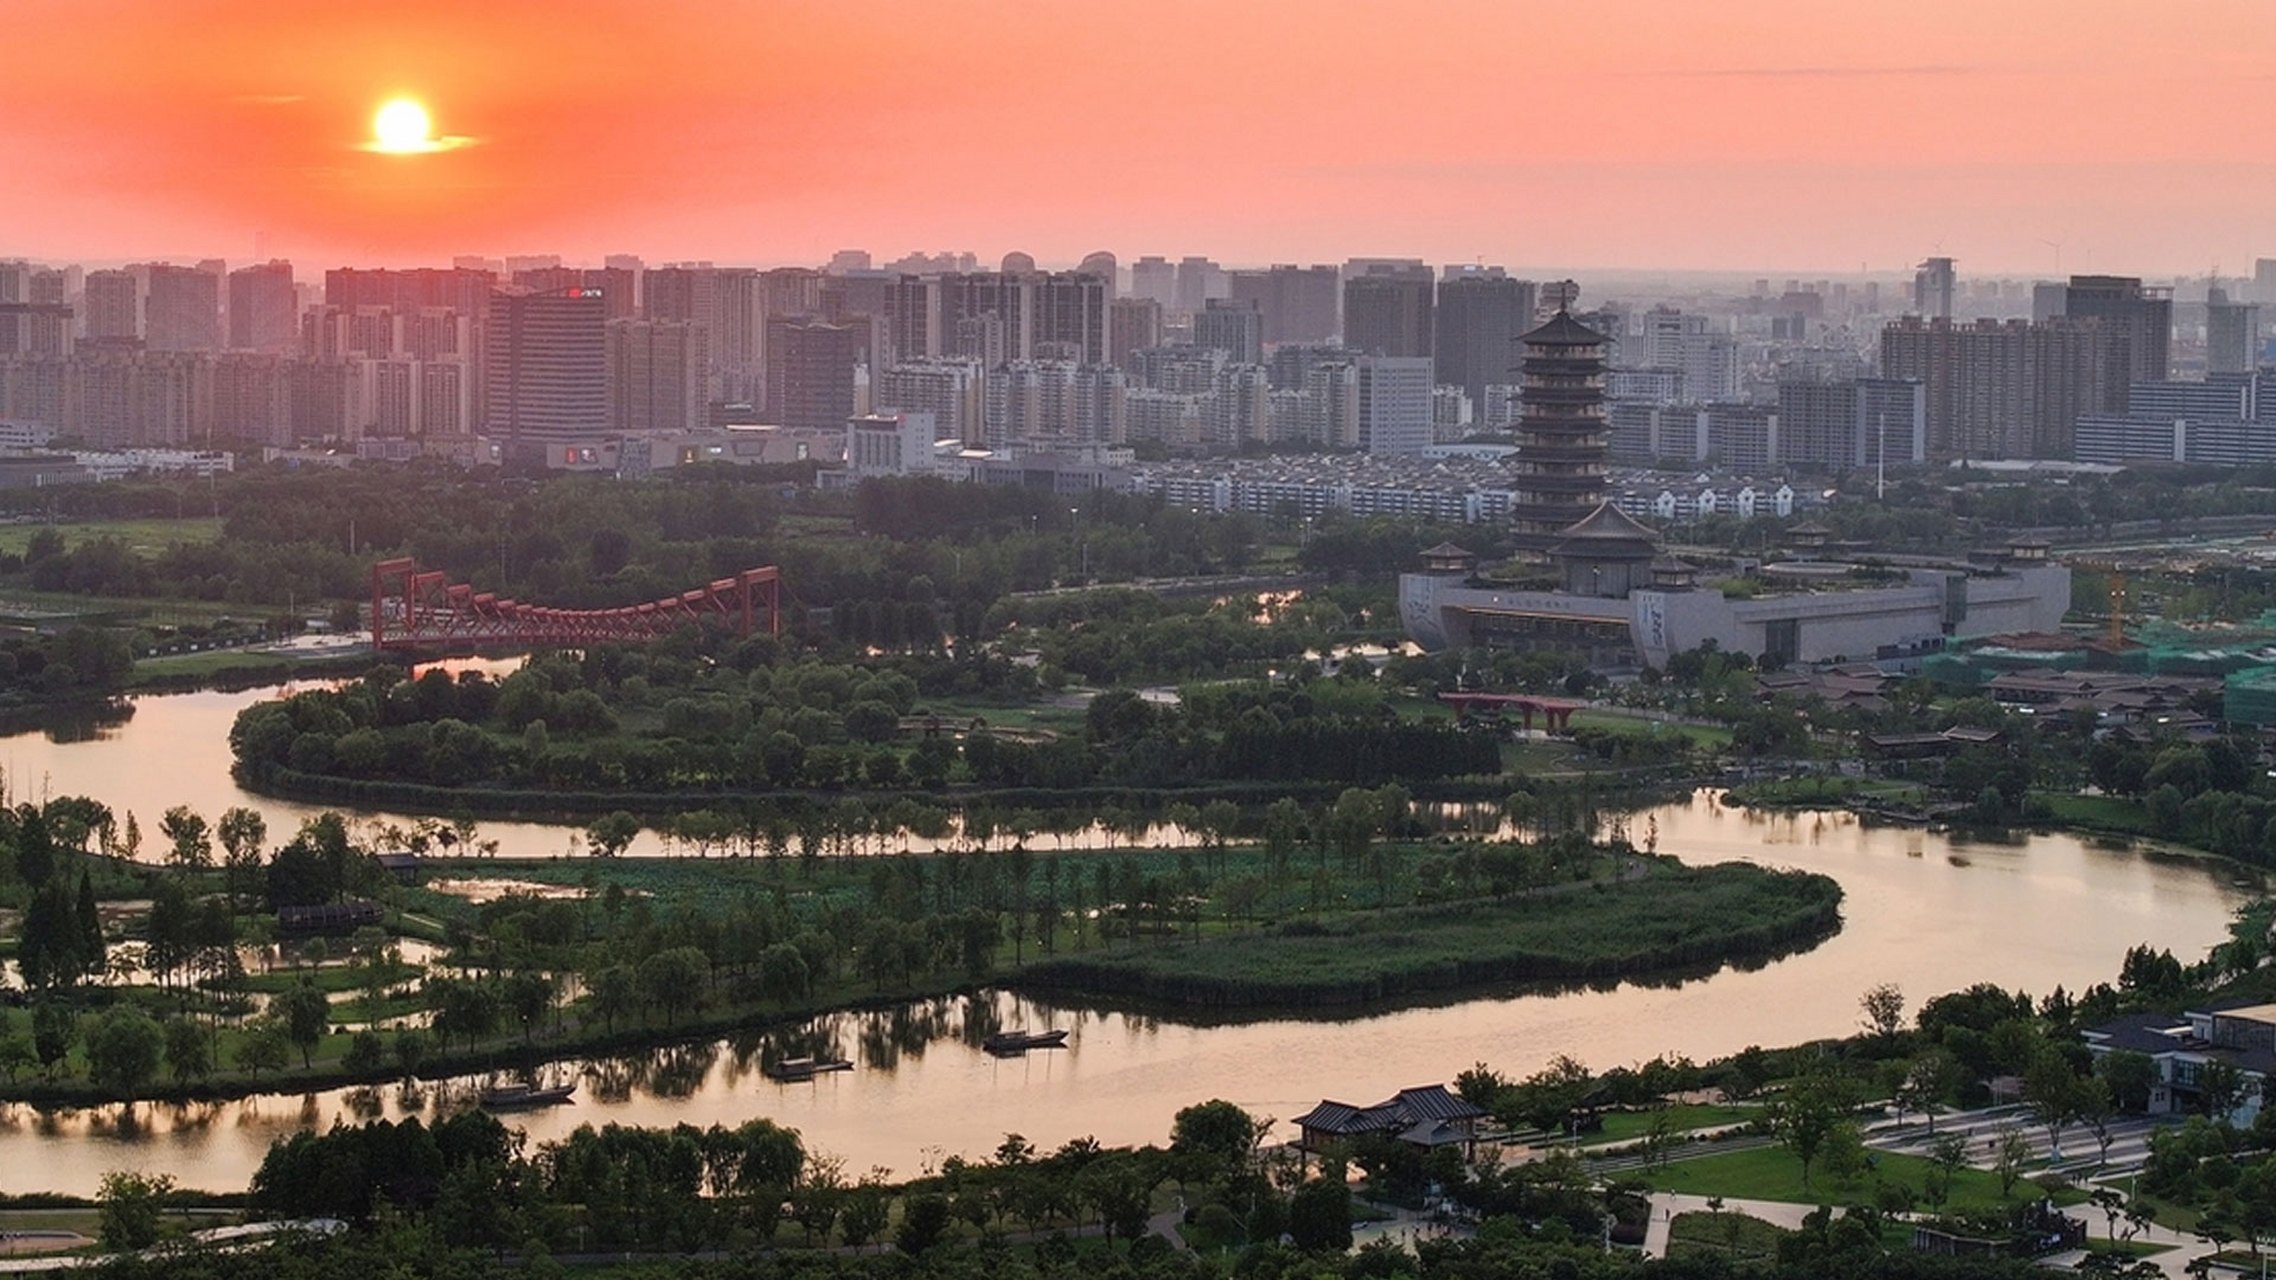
[2062,555,2136,648]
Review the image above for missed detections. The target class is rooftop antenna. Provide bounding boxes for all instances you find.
[2041,239,2064,277]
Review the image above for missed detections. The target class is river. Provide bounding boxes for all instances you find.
[0,674,2252,1197]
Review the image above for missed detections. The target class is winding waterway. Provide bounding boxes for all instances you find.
[0,683,2259,1197]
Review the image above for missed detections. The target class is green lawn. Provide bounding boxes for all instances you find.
[1568,709,1734,750]
[0,517,224,558]
[1727,777,1927,809]
[1582,1103,1764,1147]
[1632,1144,2074,1213]
[1666,1209,1790,1262]
[2036,792,2153,835]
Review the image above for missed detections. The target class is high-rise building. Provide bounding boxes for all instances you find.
[513,266,636,320]
[1511,312,1611,543]
[2206,287,2261,376]
[325,267,495,315]
[1033,271,1110,365]
[607,318,709,434]
[644,265,761,405]
[0,303,73,358]
[1774,376,1927,470]
[1879,315,2130,461]
[1434,271,1537,407]
[1130,256,1176,310]
[1174,257,1225,314]
[1633,307,1737,403]
[1077,252,1118,295]
[483,286,609,459]
[984,361,1125,446]
[227,261,297,353]
[1354,356,1433,456]
[2055,275,2171,383]
[211,353,294,445]
[1913,257,1956,320]
[1343,270,1434,358]
[1228,265,1341,344]
[1107,297,1162,370]
[1193,299,1264,366]
[144,264,221,352]
[2256,259,2276,308]
[764,318,861,431]
[876,357,987,447]
[938,272,1032,360]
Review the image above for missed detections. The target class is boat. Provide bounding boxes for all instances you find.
[477,1081,576,1110]
[983,1029,1069,1055]
[764,1056,853,1082]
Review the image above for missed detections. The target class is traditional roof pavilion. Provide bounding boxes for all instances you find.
[1550,502,1661,598]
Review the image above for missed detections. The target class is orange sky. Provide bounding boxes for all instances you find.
[3,0,2271,275]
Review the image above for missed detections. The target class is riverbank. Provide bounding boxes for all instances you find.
[1013,861,1842,1007]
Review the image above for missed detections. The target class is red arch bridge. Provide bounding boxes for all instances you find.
[370,558,781,651]
[1438,692,1582,733]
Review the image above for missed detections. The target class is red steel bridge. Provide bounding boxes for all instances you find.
[370,558,781,651]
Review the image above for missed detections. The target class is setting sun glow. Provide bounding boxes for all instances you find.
[371,98,433,153]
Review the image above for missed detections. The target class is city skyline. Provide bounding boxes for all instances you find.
[2,0,2271,274]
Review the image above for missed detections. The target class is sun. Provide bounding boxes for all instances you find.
[372,98,434,153]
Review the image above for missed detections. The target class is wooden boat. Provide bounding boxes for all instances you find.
[764,1055,853,1082]
[478,1081,576,1110]
[983,1029,1069,1055]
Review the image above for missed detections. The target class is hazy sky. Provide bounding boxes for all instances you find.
[5,0,2271,275]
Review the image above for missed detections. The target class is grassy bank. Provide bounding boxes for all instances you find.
[1013,862,1841,1008]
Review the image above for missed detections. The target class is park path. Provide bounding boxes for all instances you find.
[1639,1194,1834,1259]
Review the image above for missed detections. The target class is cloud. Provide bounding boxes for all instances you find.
[1635,65,1977,80]
[353,135,480,154]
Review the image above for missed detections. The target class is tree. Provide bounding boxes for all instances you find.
[587,811,641,858]
[2023,1049,2083,1163]
[393,1028,430,1080]
[0,1031,33,1083]
[159,806,213,870]
[235,1019,290,1080]
[97,1170,174,1252]
[1925,1134,1968,1209]
[638,947,709,1026]
[162,1018,210,1086]
[1769,1068,1857,1191]
[896,1193,951,1255]
[1288,1170,1353,1252]
[1993,1123,2031,1198]
[85,1006,164,1097]
[1860,983,1906,1041]
[1900,1048,1963,1132]
[282,979,330,1068]
[590,963,637,1033]
[32,1003,75,1079]
[1172,1099,1265,1180]
[343,1030,387,1077]
[218,807,268,909]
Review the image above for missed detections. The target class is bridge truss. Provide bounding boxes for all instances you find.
[370,558,781,651]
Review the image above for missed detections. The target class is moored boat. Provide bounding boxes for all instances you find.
[764,1056,853,1081]
[982,1029,1069,1055]
[478,1081,576,1110]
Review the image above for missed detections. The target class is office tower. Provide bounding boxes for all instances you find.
[1913,258,1956,319]
[513,266,636,320]
[1130,256,1176,309]
[2075,373,2274,465]
[1228,265,1342,344]
[1033,271,1110,365]
[2206,287,2261,376]
[827,250,872,275]
[1174,257,1225,313]
[2056,275,2171,382]
[483,286,609,458]
[607,318,710,434]
[1193,299,1264,365]
[1353,356,1433,456]
[227,261,297,353]
[2031,282,2068,324]
[764,318,861,431]
[1511,311,1610,543]
[1434,270,1537,407]
[1108,297,1162,369]
[876,357,987,447]
[1879,315,2129,461]
[143,265,221,352]
[1343,270,1434,358]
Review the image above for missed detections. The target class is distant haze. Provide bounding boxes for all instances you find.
[2,0,2270,274]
